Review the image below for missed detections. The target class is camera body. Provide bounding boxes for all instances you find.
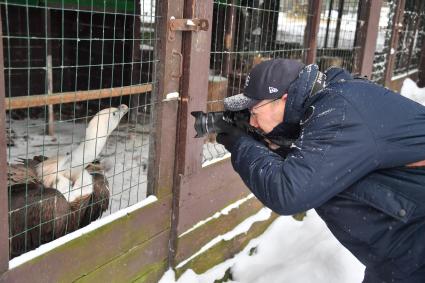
[191,110,297,153]
[191,110,251,137]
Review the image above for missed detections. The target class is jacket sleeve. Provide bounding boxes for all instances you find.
[230,94,379,215]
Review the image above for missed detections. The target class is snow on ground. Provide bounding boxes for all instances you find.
[400,78,425,106]
[159,210,365,283]
[7,115,150,215]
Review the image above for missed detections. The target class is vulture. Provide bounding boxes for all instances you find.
[36,104,129,202]
[8,105,128,258]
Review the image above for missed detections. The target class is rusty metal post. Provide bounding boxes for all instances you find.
[383,0,406,86]
[353,0,382,78]
[0,7,10,273]
[304,0,323,64]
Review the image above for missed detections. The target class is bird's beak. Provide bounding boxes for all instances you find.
[119,104,129,116]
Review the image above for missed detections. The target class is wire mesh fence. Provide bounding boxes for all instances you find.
[371,0,425,83]
[2,0,158,259]
[371,0,395,84]
[203,0,366,164]
[316,0,360,73]
[393,0,425,76]
[204,0,311,164]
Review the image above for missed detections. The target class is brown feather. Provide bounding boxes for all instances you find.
[9,183,71,258]
[8,163,39,186]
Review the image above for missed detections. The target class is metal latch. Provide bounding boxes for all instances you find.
[168,18,209,41]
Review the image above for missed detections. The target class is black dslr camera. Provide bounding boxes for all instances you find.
[191,110,298,155]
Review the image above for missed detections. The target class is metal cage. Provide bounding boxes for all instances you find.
[2,0,158,259]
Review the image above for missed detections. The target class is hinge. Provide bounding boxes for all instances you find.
[168,18,209,41]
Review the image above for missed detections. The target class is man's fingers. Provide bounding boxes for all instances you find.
[406,160,425,167]
[214,119,234,134]
[216,133,226,144]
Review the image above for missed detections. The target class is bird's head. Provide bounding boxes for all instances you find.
[87,104,129,138]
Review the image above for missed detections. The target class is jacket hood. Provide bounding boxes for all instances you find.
[283,64,353,125]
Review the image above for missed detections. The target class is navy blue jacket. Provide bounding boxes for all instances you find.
[230,65,425,281]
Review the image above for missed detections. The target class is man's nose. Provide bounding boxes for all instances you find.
[250,116,259,128]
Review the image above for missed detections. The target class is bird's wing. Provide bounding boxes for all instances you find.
[35,155,71,188]
[8,163,39,187]
[76,173,110,228]
[9,184,72,258]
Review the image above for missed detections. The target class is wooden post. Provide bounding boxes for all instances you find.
[418,36,425,88]
[353,0,382,77]
[5,84,152,110]
[222,0,236,78]
[383,0,406,87]
[0,7,10,273]
[169,0,214,266]
[46,9,55,136]
[333,0,344,48]
[304,0,323,64]
[129,0,143,122]
[324,0,334,48]
[145,0,185,269]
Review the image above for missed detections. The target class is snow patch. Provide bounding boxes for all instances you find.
[160,211,365,283]
[176,208,272,269]
[400,78,425,106]
[202,152,230,167]
[392,69,418,81]
[164,92,180,101]
[179,194,255,238]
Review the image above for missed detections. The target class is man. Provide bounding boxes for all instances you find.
[215,59,425,282]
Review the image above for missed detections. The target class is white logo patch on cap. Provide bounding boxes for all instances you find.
[269,87,278,94]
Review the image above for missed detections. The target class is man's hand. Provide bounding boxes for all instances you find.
[215,118,247,152]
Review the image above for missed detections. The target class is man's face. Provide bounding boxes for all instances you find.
[249,94,287,134]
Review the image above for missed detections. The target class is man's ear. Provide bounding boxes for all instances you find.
[281,93,288,102]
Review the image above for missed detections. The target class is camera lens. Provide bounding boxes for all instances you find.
[191,111,224,137]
